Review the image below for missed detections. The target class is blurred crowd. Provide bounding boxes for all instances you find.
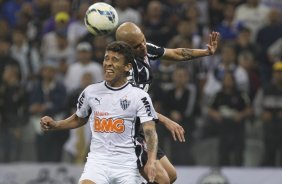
[0,0,282,168]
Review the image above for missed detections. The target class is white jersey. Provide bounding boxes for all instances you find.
[76,81,158,168]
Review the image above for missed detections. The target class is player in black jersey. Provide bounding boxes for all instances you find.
[116,22,220,184]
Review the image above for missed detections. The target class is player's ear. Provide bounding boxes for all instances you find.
[124,63,132,72]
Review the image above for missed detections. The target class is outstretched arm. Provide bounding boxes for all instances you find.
[40,113,87,131]
[157,112,185,142]
[142,120,158,183]
[162,31,220,61]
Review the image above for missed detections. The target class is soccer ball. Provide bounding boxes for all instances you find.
[84,2,119,36]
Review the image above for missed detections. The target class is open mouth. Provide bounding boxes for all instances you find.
[105,69,114,74]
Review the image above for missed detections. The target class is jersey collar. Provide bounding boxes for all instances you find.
[104,81,129,91]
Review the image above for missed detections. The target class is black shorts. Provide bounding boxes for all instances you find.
[135,137,165,169]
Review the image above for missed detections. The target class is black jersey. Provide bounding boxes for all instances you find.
[128,43,165,92]
[131,43,166,165]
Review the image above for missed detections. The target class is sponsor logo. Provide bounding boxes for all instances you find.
[78,92,85,109]
[141,97,152,116]
[95,97,102,105]
[94,117,125,133]
[94,111,109,116]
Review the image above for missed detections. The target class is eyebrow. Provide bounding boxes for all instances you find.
[133,43,142,49]
[133,37,145,49]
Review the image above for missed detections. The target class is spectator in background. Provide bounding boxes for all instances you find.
[10,27,41,89]
[203,44,237,101]
[215,3,237,42]
[268,37,282,63]
[0,0,22,27]
[32,0,52,35]
[234,51,260,101]
[261,0,282,13]
[254,61,282,166]
[64,42,103,93]
[16,1,38,43]
[234,0,270,42]
[67,2,89,48]
[63,73,92,164]
[256,8,282,87]
[42,0,71,35]
[91,36,110,64]
[152,59,176,92]
[143,0,172,46]
[41,13,75,76]
[29,62,68,162]
[0,38,20,85]
[167,19,201,50]
[234,26,258,61]
[0,19,10,40]
[0,64,28,162]
[208,72,251,166]
[115,0,142,25]
[162,66,197,165]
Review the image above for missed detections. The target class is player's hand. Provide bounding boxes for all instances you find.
[40,116,57,131]
[206,31,220,55]
[144,161,156,183]
[165,120,185,142]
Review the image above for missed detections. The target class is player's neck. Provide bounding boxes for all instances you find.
[106,78,128,88]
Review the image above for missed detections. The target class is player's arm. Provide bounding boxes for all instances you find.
[162,31,220,61]
[157,112,185,142]
[142,120,158,183]
[40,113,87,131]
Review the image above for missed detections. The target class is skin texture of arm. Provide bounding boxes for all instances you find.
[40,113,87,131]
[162,31,220,61]
[142,120,158,182]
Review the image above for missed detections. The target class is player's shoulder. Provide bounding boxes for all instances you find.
[146,42,165,59]
[128,83,149,96]
[83,81,105,93]
[146,42,162,49]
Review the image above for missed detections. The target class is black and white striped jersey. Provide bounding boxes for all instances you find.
[128,43,165,92]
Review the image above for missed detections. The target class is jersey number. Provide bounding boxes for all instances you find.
[94,117,125,133]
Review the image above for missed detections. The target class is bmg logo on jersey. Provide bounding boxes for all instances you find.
[141,97,152,116]
[94,117,125,133]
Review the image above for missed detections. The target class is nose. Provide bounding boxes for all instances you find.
[103,59,113,66]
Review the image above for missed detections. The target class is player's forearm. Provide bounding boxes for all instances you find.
[164,48,211,61]
[178,48,211,60]
[143,122,158,163]
[55,113,87,130]
[156,112,170,127]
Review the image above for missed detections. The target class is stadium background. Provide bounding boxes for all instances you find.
[0,0,282,183]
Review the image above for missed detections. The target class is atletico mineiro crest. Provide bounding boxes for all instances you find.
[120,97,130,110]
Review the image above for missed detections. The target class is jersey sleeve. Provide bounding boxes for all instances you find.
[136,91,158,123]
[146,43,165,60]
[76,89,91,118]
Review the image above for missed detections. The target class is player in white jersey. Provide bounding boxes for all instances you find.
[40,41,158,184]
[116,22,220,184]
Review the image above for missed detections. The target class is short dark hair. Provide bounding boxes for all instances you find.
[106,41,134,65]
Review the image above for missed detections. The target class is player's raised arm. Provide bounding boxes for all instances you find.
[142,120,158,183]
[40,113,87,131]
[162,31,220,61]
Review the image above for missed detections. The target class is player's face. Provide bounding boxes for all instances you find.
[103,51,131,87]
[130,34,147,58]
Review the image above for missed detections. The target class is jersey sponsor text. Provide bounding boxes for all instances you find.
[94,117,125,133]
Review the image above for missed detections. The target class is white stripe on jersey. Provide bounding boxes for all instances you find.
[76,81,158,168]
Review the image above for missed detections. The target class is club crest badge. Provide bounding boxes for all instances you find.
[120,97,130,110]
